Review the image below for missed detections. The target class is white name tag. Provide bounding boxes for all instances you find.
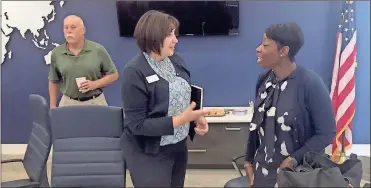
[146,74,159,83]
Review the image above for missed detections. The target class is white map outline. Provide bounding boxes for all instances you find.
[1,1,65,65]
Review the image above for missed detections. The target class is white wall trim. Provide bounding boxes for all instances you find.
[2,144,28,155]
[325,144,370,157]
[2,144,54,156]
[2,144,370,157]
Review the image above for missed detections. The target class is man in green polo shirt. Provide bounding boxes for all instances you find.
[48,15,118,108]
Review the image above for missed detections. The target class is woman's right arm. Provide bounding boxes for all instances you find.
[244,72,268,186]
[245,130,259,163]
[244,129,258,186]
[245,72,266,163]
[121,67,175,136]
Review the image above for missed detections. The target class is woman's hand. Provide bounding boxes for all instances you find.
[279,157,295,170]
[195,116,208,136]
[173,102,210,127]
[244,162,254,187]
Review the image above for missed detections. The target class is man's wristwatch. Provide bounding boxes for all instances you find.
[287,156,298,167]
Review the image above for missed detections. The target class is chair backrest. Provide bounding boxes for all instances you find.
[23,94,52,187]
[50,105,125,187]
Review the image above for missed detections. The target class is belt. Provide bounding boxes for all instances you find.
[69,93,102,102]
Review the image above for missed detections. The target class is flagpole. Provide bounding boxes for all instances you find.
[337,61,357,164]
[338,132,347,163]
[331,0,356,164]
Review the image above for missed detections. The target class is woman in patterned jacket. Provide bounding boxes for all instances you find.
[244,23,336,187]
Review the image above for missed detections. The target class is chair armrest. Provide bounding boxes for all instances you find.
[1,158,24,164]
[1,181,40,188]
[22,182,41,188]
[231,155,246,177]
[232,155,246,163]
[19,182,40,188]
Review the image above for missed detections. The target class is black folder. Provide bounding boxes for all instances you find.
[191,85,203,110]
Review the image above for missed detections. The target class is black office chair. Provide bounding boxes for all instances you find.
[1,94,52,188]
[50,105,126,187]
[224,155,249,188]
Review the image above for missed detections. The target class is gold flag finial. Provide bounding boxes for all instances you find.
[337,152,347,164]
[332,149,347,164]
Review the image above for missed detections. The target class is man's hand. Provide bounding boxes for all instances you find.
[79,80,98,93]
[194,116,208,136]
[244,162,254,187]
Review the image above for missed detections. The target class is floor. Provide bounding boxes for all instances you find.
[1,155,370,187]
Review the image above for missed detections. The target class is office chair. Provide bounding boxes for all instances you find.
[49,105,126,187]
[1,94,52,188]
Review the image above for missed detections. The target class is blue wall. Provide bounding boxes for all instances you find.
[1,1,370,144]
[352,1,370,145]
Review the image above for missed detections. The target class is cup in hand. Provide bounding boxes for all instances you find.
[75,77,87,93]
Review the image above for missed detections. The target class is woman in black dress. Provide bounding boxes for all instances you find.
[244,23,336,187]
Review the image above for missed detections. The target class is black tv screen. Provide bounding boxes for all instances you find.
[116,1,239,37]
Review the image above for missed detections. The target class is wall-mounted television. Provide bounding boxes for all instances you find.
[116,1,240,37]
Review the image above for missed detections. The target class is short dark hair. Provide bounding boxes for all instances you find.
[265,23,304,61]
[134,10,179,55]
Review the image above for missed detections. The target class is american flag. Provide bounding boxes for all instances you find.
[330,0,357,162]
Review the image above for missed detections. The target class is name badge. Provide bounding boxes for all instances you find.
[146,74,159,83]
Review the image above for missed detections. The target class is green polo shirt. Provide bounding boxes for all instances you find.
[48,39,117,99]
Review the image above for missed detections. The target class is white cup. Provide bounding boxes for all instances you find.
[75,77,87,93]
